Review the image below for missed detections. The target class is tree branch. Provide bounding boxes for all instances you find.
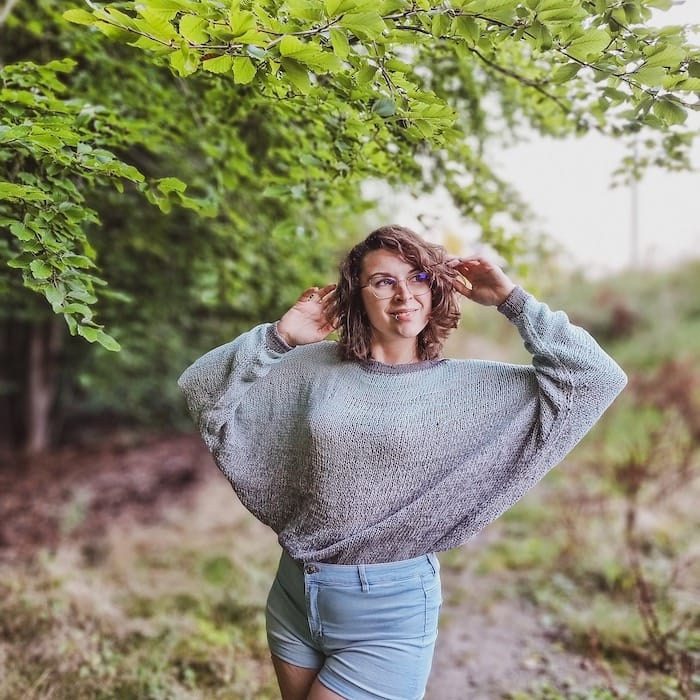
[467,44,573,117]
[0,0,20,28]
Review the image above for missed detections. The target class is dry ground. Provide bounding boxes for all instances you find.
[0,433,607,699]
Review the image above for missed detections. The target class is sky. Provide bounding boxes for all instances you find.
[382,1,700,276]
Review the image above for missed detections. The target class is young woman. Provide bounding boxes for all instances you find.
[178,225,627,700]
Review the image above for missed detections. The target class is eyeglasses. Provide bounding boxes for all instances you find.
[360,271,432,300]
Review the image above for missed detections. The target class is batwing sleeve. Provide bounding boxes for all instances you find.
[498,286,627,455]
[178,322,293,452]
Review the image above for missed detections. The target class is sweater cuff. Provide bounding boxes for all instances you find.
[266,322,294,355]
[497,285,529,320]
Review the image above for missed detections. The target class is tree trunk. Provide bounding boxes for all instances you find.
[24,318,62,455]
[0,317,63,456]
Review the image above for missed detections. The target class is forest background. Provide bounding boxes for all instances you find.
[1,0,698,698]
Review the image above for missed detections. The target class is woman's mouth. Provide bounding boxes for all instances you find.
[391,309,418,321]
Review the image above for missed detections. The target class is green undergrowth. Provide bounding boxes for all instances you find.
[0,501,281,700]
[1,261,698,699]
[453,261,700,699]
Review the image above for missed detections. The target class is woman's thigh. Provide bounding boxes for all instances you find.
[271,655,323,700]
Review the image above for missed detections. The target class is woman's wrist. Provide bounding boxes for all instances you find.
[270,321,295,351]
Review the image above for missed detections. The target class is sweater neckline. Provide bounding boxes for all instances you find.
[358,358,446,375]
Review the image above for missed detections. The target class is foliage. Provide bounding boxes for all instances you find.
[4,0,700,348]
[0,27,218,347]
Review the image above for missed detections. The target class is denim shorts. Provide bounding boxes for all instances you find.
[265,550,442,700]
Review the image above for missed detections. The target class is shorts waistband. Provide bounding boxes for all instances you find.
[282,550,439,585]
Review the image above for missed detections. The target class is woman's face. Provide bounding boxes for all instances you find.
[359,249,432,347]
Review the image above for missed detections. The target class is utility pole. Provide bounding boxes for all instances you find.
[630,139,640,269]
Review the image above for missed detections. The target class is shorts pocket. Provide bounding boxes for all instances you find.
[421,570,442,643]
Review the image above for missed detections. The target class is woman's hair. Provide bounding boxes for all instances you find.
[327,225,461,361]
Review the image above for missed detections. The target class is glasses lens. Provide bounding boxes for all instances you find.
[368,272,431,299]
[408,271,431,296]
[370,277,397,299]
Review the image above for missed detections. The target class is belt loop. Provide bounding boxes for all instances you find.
[358,564,370,592]
[427,553,439,575]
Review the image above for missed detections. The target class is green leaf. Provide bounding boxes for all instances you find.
[136,8,179,40]
[372,97,396,117]
[232,57,257,84]
[179,14,209,43]
[63,255,94,268]
[645,0,673,9]
[325,0,362,14]
[281,58,311,94]
[567,29,610,61]
[9,222,34,241]
[157,177,187,194]
[29,259,53,279]
[202,54,234,74]
[356,64,377,85]
[431,14,450,38]
[64,303,93,318]
[688,61,700,79]
[339,12,386,41]
[169,48,200,76]
[634,65,667,87]
[644,44,687,69]
[45,285,65,310]
[550,62,581,84]
[329,28,350,60]
[652,97,687,126]
[229,10,256,37]
[453,16,480,44]
[279,36,343,72]
[62,9,97,26]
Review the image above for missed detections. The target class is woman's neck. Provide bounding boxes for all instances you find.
[369,340,420,365]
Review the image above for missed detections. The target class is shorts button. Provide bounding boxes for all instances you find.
[304,564,319,574]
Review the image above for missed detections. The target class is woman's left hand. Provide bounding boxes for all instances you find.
[446,256,516,307]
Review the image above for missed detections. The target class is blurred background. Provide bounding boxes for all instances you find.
[1,1,698,699]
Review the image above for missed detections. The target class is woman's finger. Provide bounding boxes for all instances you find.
[317,284,337,299]
[299,287,319,302]
[452,278,472,297]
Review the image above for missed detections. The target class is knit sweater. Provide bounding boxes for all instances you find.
[178,286,627,564]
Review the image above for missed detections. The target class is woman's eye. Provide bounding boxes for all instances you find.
[412,272,430,283]
[375,277,396,287]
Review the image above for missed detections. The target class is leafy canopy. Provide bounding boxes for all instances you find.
[2,0,699,350]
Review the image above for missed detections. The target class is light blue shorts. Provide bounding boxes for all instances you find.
[265,550,442,700]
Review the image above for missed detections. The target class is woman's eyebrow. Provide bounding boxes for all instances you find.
[366,268,422,278]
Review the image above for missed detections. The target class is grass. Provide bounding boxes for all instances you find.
[0,480,281,700]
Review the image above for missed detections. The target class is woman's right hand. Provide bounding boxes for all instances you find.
[276,284,337,347]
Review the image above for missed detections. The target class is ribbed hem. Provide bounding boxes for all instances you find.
[266,322,294,354]
[497,286,529,320]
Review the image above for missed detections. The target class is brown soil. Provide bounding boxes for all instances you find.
[0,433,604,698]
[0,432,210,563]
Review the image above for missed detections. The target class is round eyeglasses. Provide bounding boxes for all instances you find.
[360,271,432,300]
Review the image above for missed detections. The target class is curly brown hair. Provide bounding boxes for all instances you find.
[326,225,461,361]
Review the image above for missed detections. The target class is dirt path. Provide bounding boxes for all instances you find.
[426,543,596,699]
[0,433,600,698]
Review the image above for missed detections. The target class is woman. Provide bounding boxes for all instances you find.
[178,225,627,700]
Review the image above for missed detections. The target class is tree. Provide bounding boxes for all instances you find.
[0,0,349,451]
[29,0,700,336]
[1,0,698,452]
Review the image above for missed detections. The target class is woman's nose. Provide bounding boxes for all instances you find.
[393,280,414,299]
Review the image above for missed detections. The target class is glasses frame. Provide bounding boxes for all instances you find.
[359,270,434,300]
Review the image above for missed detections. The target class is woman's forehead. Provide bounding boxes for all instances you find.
[361,249,417,276]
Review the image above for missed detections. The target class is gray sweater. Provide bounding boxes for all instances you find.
[178,286,627,564]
